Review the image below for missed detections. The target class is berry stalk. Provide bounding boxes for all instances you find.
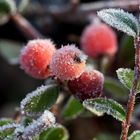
[121,37,140,140]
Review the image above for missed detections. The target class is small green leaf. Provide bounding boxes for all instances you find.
[116,68,140,93]
[0,40,21,64]
[104,77,128,100]
[97,9,139,37]
[0,123,19,139]
[39,124,69,140]
[0,0,16,25]
[83,98,126,122]
[128,131,140,140]
[20,84,59,117]
[62,96,84,119]
[0,118,14,127]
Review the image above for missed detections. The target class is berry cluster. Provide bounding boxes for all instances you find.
[19,23,117,101]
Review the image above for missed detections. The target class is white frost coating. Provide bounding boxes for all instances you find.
[20,84,56,116]
[21,110,55,139]
[50,44,87,80]
[0,123,19,131]
[97,8,139,37]
[83,98,125,121]
[128,130,140,140]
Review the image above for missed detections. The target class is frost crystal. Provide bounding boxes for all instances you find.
[98,9,139,37]
[21,110,55,139]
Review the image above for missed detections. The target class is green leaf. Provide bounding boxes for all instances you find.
[119,35,134,67]
[83,98,126,122]
[97,9,139,37]
[0,123,19,139]
[128,131,140,140]
[116,68,140,93]
[0,0,16,25]
[0,118,14,127]
[0,40,21,64]
[20,84,59,117]
[104,77,128,100]
[62,96,84,119]
[39,125,69,140]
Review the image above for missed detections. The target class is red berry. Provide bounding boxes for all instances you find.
[50,45,87,81]
[20,39,56,79]
[81,23,117,58]
[68,70,104,101]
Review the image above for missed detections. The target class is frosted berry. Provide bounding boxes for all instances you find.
[81,23,117,58]
[20,39,56,79]
[68,70,104,101]
[50,45,87,81]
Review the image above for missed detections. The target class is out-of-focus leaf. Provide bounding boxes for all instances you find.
[0,40,21,64]
[119,35,134,67]
[128,131,140,140]
[20,84,59,117]
[0,0,16,25]
[39,124,69,140]
[83,98,126,122]
[98,9,139,37]
[62,96,84,119]
[104,77,128,100]
[18,0,30,13]
[93,133,116,140]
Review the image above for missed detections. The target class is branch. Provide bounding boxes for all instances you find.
[10,13,43,40]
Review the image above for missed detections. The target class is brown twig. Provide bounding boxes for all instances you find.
[121,37,140,140]
[10,13,43,39]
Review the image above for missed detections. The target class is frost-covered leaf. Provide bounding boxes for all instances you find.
[83,98,126,122]
[20,110,55,139]
[0,118,14,127]
[0,0,16,25]
[62,96,84,119]
[0,123,19,139]
[39,124,69,140]
[0,40,21,64]
[128,131,140,140]
[97,9,139,37]
[20,84,59,117]
[104,77,128,100]
[116,68,140,93]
